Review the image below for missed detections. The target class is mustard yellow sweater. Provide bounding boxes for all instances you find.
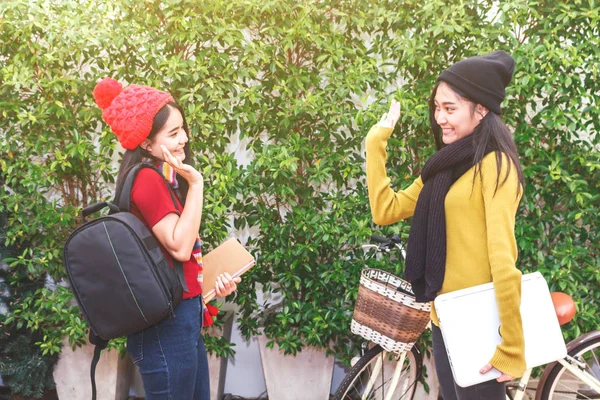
[366,125,526,378]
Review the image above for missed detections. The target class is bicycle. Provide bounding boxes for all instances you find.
[505,308,600,400]
[334,234,426,400]
[334,235,600,400]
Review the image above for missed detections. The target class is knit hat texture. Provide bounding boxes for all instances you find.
[437,50,515,115]
[93,77,174,150]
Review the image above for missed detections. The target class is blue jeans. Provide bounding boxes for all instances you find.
[127,296,210,400]
[432,324,505,400]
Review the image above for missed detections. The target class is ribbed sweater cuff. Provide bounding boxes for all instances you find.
[489,346,526,378]
[365,125,393,143]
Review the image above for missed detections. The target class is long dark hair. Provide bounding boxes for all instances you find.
[115,101,192,204]
[428,81,524,196]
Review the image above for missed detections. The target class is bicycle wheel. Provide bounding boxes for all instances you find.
[333,344,422,400]
[539,334,600,399]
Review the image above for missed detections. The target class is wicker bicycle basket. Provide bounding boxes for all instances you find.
[351,268,431,353]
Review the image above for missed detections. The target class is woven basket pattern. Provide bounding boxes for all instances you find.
[351,268,431,353]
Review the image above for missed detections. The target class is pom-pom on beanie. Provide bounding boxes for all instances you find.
[437,50,515,115]
[93,77,174,150]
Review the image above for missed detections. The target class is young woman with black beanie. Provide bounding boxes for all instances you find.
[366,50,525,400]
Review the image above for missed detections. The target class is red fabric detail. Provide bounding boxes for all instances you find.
[130,169,202,299]
[93,78,174,150]
[203,303,219,327]
[93,77,123,109]
[131,169,180,228]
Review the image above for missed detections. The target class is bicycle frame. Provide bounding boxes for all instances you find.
[361,350,407,400]
[508,369,533,400]
[360,346,600,400]
[343,239,416,400]
[348,238,600,400]
[508,356,600,400]
[557,356,600,391]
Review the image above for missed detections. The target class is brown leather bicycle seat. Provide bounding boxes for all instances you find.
[551,292,576,325]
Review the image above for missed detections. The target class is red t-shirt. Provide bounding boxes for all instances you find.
[130,168,202,299]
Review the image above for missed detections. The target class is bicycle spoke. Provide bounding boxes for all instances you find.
[372,375,416,399]
[340,351,419,400]
[591,352,600,380]
[384,352,407,400]
[554,379,597,399]
[359,375,414,399]
[362,354,384,399]
[559,367,600,399]
[547,354,600,398]
[554,374,591,399]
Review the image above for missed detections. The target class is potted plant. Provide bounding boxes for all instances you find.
[234,138,375,398]
[225,4,413,398]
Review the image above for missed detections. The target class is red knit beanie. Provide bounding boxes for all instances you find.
[93,77,174,150]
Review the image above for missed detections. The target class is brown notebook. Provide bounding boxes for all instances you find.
[202,237,255,302]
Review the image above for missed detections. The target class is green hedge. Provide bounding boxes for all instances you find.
[1,0,598,393]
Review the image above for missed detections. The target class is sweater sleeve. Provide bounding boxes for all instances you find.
[481,152,526,378]
[365,125,423,225]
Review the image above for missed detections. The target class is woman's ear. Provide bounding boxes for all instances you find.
[476,104,489,121]
[140,139,152,153]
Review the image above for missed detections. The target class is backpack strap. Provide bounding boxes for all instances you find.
[115,163,180,214]
[81,202,120,222]
[88,332,108,400]
[115,163,189,293]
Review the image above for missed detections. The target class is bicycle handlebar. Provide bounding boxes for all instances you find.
[370,234,390,244]
[368,234,404,253]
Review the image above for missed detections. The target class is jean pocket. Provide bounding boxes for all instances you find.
[127,331,144,364]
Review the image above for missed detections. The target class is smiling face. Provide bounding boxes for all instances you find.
[141,106,188,162]
[434,82,487,145]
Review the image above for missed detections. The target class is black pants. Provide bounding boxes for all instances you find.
[432,324,505,400]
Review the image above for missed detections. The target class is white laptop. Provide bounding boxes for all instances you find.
[434,272,567,387]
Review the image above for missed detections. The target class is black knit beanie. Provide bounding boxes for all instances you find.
[437,50,515,115]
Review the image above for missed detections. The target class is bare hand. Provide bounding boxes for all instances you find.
[214,272,242,298]
[376,99,401,129]
[160,145,203,186]
[480,363,514,383]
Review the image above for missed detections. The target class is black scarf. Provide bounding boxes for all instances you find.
[404,131,492,302]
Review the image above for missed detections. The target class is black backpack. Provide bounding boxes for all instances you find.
[63,163,189,400]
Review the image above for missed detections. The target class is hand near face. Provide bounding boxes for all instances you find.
[214,272,242,298]
[377,99,401,129]
[160,145,204,187]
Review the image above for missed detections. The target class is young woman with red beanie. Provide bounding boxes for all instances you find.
[93,77,240,400]
[366,50,525,399]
